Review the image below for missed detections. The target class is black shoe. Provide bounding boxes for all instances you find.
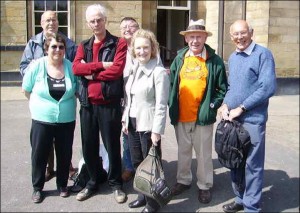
[76,188,96,201]
[58,187,69,198]
[222,202,244,213]
[32,190,43,203]
[141,206,157,213]
[171,183,191,196]
[128,199,146,208]
[198,189,212,204]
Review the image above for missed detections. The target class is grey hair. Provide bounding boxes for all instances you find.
[85,4,107,21]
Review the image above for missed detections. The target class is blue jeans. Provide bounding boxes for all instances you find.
[231,123,266,212]
[122,133,134,171]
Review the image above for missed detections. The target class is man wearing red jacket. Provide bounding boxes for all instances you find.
[72,4,127,203]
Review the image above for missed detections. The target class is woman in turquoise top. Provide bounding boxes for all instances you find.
[22,33,77,203]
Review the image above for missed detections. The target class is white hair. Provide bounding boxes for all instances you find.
[85,4,107,21]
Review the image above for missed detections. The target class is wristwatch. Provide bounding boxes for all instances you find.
[239,104,247,112]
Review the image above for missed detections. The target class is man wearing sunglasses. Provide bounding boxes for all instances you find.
[20,10,78,183]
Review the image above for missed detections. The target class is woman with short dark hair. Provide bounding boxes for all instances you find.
[22,33,78,203]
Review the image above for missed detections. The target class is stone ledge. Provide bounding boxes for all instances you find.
[275,77,299,96]
[0,45,26,51]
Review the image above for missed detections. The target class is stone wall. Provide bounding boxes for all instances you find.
[269,1,299,77]
[1,1,27,45]
[0,0,298,79]
[74,1,142,42]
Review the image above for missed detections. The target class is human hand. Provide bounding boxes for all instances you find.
[228,107,243,121]
[122,122,128,134]
[218,104,229,120]
[84,75,93,80]
[151,133,161,146]
[103,62,113,69]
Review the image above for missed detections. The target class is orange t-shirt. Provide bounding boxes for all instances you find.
[178,56,208,122]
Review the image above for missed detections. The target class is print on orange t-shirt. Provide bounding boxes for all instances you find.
[178,56,208,122]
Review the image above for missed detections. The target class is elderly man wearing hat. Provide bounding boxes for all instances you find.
[168,19,228,204]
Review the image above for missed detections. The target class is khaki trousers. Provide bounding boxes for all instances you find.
[175,122,213,190]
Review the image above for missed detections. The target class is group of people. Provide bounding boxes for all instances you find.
[21,3,276,213]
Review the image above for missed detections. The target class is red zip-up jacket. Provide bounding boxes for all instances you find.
[73,32,127,105]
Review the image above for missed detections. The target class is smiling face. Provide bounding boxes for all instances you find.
[41,11,59,38]
[230,20,253,51]
[133,37,152,64]
[46,38,65,62]
[185,32,207,55]
[120,20,139,43]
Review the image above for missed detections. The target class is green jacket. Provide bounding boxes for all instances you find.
[168,44,228,126]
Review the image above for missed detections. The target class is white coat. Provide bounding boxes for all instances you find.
[122,57,170,134]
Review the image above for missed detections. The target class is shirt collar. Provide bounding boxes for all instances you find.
[186,46,207,59]
[236,41,256,55]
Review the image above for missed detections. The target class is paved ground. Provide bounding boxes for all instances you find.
[1,86,299,212]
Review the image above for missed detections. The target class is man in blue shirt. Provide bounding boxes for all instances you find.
[218,20,276,213]
[20,10,77,182]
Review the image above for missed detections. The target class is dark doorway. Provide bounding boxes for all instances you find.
[157,9,189,67]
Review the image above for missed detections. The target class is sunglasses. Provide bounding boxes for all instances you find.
[50,45,65,50]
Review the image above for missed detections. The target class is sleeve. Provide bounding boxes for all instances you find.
[22,61,37,93]
[242,52,277,110]
[93,38,127,81]
[152,68,170,134]
[20,41,34,77]
[212,58,228,109]
[72,43,104,76]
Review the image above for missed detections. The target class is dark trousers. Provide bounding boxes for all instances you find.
[30,119,75,191]
[80,102,122,190]
[127,117,161,211]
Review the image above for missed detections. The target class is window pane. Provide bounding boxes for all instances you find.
[46,0,56,10]
[59,27,68,36]
[158,0,172,6]
[35,27,43,35]
[58,0,68,11]
[174,0,187,7]
[58,12,68,25]
[35,12,43,25]
[34,0,45,11]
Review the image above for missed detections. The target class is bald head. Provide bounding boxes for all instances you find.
[41,11,59,37]
[230,20,253,35]
[230,19,253,51]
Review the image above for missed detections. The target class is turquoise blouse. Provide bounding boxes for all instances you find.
[22,57,77,123]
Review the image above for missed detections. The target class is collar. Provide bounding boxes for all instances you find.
[185,46,207,59]
[236,41,255,55]
[131,57,161,77]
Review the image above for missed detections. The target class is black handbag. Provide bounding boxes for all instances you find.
[133,145,172,207]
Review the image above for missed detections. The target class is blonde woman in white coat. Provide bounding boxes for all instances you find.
[122,29,170,213]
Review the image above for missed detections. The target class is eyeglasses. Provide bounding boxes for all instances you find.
[120,25,138,30]
[43,18,58,24]
[50,45,65,50]
[231,31,249,38]
[88,18,105,25]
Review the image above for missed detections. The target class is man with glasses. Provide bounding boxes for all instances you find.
[218,19,276,213]
[119,17,139,183]
[72,4,127,203]
[20,10,77,183]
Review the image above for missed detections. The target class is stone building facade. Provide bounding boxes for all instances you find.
[1,1,299,89]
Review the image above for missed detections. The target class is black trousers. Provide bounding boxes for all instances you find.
[127,117,161,211]
[79,102,122,190]
[30,119,75,191]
